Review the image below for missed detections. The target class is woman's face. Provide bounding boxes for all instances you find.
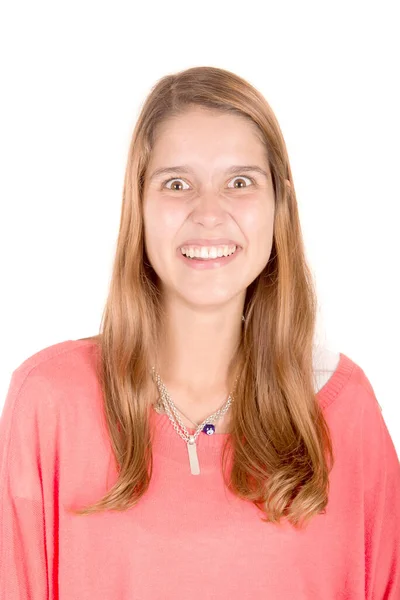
[142,107,275,312]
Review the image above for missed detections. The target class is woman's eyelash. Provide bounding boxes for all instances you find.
[162,175,256,189]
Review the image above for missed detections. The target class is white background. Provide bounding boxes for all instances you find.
[0,1,399,454]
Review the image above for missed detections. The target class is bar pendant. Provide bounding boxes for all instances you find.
[187,440,200,475]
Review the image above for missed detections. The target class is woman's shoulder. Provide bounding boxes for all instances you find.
[12,337,99,376]
[4,337,101,419]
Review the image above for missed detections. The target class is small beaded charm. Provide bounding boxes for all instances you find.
[202,423,215,435]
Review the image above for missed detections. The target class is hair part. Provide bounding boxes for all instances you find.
[67,66,334,530]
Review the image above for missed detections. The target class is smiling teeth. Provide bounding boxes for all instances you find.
[181,245,237,259]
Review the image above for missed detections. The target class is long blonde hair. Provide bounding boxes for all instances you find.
[68,66,334,529]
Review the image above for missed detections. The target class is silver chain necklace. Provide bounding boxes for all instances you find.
[150,314,244,475]
[151,367,239,475]
[155,395,208,429]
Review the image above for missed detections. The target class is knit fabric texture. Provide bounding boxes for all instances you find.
[1,339,399,599]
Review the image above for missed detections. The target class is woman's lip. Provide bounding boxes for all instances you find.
[178,239,242,248]
[177,245,242,269]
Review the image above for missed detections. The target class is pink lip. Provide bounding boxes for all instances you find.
[177,245,242,270]
[179,238,241,248]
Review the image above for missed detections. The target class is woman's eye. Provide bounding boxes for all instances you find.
[163,178,190,191]
[227,176,254,189]
[163,175,255,191]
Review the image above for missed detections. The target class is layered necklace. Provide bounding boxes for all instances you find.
[151,367,239,475]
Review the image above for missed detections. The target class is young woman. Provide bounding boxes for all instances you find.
[1,66,399,599]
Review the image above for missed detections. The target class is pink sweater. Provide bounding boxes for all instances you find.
[1,339,399,599]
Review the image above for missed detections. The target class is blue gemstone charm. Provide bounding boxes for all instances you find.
[202,423,215,435]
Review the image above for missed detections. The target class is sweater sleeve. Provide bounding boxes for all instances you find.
[360,376,400,599]
[0,367,59,600]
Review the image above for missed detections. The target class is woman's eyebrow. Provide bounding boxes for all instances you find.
[149,165,269,180]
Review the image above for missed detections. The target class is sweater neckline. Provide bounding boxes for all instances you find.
[149,352,356,466]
